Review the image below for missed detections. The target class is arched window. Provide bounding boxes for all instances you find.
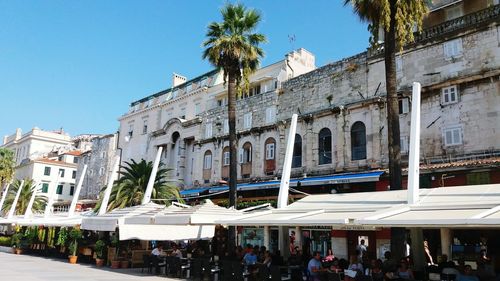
[319,128,332,165]
[240,142,252,178]
[202,150,212,183]
[240,142,252,164]
[351,121,367,160]
[221,147,230,179]
[292,134,302,168]
[264,138,276,175]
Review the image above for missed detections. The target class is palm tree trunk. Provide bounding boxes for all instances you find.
[385,0,406,261]
[227,71,238,250]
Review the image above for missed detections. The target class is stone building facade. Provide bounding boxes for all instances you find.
[118,48,316,188]
[77,134,117,200]
[118,1,500,195]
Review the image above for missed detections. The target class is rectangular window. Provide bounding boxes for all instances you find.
[203,154,212,169]
[266,143,275,160]
[466,172,490,185]
[56,184,63,195]
[59,169,65,178]
[143,120,148,134]
[243,113,252,129]
[205,123,213,138]
[443,38,463,59]
[265,107,276,124]
[400,136,409,154]
[128,124,134,138]
[72,170,76,179]
[223,151,230,166]
[69,185,75,196]
[42,183,49,193]
[443,126,463,146]
[44,167,51,176]
[398,98,410,114]
[445,4,463,21]
[223,119,229,134]
[194,103,201,115]
[102,151,107,158]
[442,85,459,105]
[73,157,79,164]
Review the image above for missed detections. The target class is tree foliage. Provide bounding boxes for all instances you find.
[203,3,267,95]
[94,159,182,212]
[1,179,47,215]
[345,0,428,50]
[0,148,15,188]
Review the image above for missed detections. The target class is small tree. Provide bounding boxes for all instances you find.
[68,227,82,257]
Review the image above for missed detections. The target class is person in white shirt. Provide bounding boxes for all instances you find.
[171,244,183,258]
[151,244,164,256]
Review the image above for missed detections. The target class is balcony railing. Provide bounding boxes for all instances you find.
[369,5,500,57]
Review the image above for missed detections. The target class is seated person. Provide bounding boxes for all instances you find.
[170,244,183,258]
[308,251,327,281]
[243,249,258,266]
[151,244,165,274]
[457,265,479,281]
[151,244,164,256]
[442,261,460,277]
[397,260,415,280]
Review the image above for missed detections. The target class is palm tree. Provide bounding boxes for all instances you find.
[344,0,427,260]
[0,148,15,190]
[95,159,181,212]
[1,179,46,215]
[202,3,266,209]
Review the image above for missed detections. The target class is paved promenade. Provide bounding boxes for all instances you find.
[0,252,177,281]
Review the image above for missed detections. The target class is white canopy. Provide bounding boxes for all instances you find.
[81,202,165,232]
[217,184,500,228]
[120,224,215,240]
[118,200,241,241]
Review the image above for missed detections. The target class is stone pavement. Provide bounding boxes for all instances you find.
[0,252,178,281]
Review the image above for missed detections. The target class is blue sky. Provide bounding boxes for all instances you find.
[0,0,369,139]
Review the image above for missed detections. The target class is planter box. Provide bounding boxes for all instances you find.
[0,246,13,253]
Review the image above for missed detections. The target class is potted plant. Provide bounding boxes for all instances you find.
[56,227,68,253]
[11,233,24,254]
[67,227,82,264]
[119,246,130,269]
[110,235,121,269]
[94,240,106,267]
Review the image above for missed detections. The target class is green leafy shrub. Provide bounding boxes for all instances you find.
[0,236,12,247]
[95,240,106,259]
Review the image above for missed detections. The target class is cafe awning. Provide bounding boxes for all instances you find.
[81,202,165,232]
[217,184,500,228]
[119,224,215,241]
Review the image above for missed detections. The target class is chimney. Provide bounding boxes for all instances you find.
[172,73,187,87]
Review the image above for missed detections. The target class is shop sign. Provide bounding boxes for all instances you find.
[333,225,380,231]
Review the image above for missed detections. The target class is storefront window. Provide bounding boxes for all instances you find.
[241,228,264,247]
[303,229,332,257]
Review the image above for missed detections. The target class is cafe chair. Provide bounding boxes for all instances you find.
[141,254,153,274]
[270,266,291,281]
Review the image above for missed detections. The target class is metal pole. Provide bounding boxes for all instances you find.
[0,180,12,216]
[408,82,421,204]
[99,156,120,215]
[277,114,298,209]
[142,146,163,205]
[24,181,40,219]
[68,164,87,216]
[44,170,62,218]
[7,180,24,219]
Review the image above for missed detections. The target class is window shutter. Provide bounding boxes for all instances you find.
[239,148,243,164]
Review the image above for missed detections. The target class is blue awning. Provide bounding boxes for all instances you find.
[180,188,209,197]
[206,171,384,194]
